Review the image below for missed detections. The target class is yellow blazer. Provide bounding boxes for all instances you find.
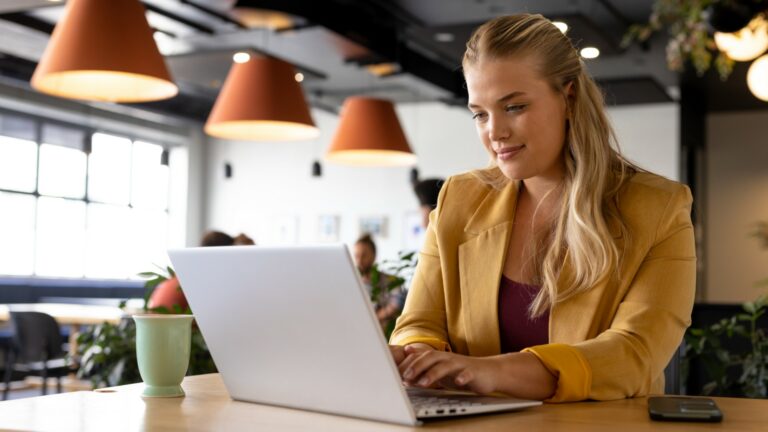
[390,171,696,402]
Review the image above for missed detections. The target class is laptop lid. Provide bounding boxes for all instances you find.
[168,244,419,426]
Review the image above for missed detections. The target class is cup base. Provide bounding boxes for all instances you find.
[141,384,185,398]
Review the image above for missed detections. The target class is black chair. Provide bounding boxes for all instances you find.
[2,311,72,400]
[664,341,685,395]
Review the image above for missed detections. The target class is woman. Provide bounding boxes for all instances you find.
[388,14,696,403]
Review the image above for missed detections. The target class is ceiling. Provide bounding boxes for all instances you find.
[0,0,763,123]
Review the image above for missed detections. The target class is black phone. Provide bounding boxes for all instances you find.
[648,396,723,422]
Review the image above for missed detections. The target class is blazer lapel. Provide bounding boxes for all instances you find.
[458,180,519,356]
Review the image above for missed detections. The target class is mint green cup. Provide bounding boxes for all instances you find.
[133,314,194,398]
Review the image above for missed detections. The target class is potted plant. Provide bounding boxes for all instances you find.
[682,221,768,397]
[369,250,418,339]
[684,296,768,397]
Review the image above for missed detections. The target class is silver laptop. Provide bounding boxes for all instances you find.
[168,244,541,426]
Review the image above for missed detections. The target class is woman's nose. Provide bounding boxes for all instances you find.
[488,115,510,142]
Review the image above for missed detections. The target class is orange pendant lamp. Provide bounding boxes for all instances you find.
[205,56,319,141]
[31,0,178,103]
[325,97,417,166]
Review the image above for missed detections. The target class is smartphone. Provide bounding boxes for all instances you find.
[648,396,723,422]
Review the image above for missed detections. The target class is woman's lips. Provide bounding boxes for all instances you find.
[495,145,525,161]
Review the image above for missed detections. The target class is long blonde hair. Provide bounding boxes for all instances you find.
[463,14,637,317]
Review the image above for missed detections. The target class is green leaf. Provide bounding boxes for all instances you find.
[744,302,756,314]
[149,306,171,314]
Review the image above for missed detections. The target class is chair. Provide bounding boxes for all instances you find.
[664,341,686,395]
[2,311,72,400]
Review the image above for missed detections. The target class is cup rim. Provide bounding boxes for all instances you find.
[132,313,194,320]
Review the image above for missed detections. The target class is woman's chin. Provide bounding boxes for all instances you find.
[497,163,527,181]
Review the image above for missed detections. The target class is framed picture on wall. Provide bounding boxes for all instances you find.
[359,215,388,239]
[403,210,424,251]
[317,214,340,242]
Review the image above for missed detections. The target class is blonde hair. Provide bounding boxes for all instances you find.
[463,14,638,317]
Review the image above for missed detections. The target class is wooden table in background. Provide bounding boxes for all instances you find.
[0,373,765,431]
[0,303,126,355]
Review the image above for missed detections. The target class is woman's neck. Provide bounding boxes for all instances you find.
[520,175,563,208]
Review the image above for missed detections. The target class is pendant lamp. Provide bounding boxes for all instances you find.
[714,15,768,62]
[31,0,178,103]
[205,56,319,141]
[325,97,417,166]
[747,54,768,101]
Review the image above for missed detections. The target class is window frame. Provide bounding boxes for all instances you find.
[0,107,174,281]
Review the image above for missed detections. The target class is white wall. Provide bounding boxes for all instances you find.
[608,103,680,181]
[203,103,486,260]
[203,102,680,262]
[706,111,768,303]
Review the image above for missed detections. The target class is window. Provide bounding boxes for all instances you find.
[88,133,132,205]
[0,136,37,193]
[0,192,36,276]
[0,111,177,280]
[35,197,87,278]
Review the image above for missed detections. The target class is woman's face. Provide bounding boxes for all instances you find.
[465,56,569,182]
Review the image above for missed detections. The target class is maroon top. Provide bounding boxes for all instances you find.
[498,274,549,353]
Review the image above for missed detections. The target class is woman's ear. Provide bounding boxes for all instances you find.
[563,80,575,118]
[564,80,575,97]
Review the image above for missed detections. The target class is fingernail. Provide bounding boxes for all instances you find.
[418,377,429,386]
[403,369,413,379]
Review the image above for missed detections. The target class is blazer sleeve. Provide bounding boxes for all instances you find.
[389,178,452,351]
[525,184,696,402]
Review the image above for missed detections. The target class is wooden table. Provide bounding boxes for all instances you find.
[0,373,764,431]
[0,303,126,355]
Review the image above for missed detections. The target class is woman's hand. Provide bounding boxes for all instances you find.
[389,343,434,366]
[398,348,557,400]
[399,349,501,394]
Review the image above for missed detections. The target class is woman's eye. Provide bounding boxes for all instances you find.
[505,104,526,113]
[471,112,487,121]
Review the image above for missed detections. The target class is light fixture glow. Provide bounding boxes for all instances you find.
[365,62,399,77]
[233,52,251,64]
[552,21,568,34]
[205,57,319,141]
[747,54,768,101]
[580,47,600,59]
[31,0,177,103]
[294,72,304,82]
[230,8,294,30]
[326,97,417,166]
[434,32,455,42]
[715,15,768,62]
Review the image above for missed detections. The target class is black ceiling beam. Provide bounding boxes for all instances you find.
[179,0,248,30]
[234,0,465,99]
[0,6,212,38]
[0,12,54,34]
[141,1,215,35]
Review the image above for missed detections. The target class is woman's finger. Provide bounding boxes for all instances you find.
[389,345,407,365]
[402,350,450,383]
[398,350,431,379]
[414,357,468,388]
